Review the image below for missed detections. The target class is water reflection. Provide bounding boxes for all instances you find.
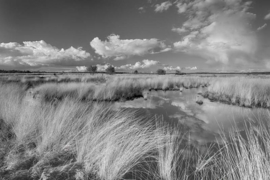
[116,89,270,148]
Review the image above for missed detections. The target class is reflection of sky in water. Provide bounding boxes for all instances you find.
[116,89,270,150]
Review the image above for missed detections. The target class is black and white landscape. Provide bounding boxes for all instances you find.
[1,0,270,179]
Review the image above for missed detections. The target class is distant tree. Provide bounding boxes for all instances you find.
[175,70,181,75]
[157,69,166,75]
[87,65,97,74]
[106,65,115,74]
[134,70,138,74]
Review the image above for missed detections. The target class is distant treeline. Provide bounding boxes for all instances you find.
[0,70,46,73]
[1,69,270,75]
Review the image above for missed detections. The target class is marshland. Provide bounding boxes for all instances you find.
[1,73,270,180]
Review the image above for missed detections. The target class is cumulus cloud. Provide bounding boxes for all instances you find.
[77,64,115,72]
[172,27,187,34]
[155,1,172,12]
[172,0,258,67]
[116,59,159,70]
[163,66,181,71]
[90,34,167,60]
[257,23,267,31]
[76,66,87,72]
[96,64,113,71]
[265,12,270,20]
[185,66,197,70]
[0,40,90,68]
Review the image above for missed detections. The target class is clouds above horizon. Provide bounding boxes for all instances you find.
[90,34,169,60]
[76,59,159,72]
[171,0,258,67]
[185,66,197,70]
[163,65,181,71]
[0,40,90,68]
[76,64,112,72]
[116,59,159,70]
[1,0,270,72]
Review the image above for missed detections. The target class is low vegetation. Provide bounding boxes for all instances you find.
[203,77,270,108]
[1,74,270,179]
[29,76,210,102]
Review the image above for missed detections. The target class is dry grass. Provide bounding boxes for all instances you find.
[0,73,108,87]
[205,77,270,107]
[30,76,211,102]
[1,76,270,179]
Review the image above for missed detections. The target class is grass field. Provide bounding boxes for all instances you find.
[1,74,270,179]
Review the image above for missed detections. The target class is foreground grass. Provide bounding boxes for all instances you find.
[0,83,199,179]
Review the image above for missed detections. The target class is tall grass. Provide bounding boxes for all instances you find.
[0,82,26,125]
[1,78,270,179]
[30,76,211,102]
[205,77,270,107]
[0,73,108,87]
[0,83,183,179]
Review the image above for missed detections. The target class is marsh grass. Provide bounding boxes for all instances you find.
[30,76,211,102]
[1,77,270,179]
[205,77,270,108]
[198,121,270,180]
[0,74,108,89]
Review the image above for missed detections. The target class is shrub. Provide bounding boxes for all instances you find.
[106,66,115,74]
[175,70,181,75]
[157,69,166,75]
[87,65,97,74]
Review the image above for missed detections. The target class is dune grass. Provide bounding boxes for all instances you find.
[1,76,270,179]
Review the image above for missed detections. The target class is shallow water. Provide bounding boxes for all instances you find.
[116,89,270,149]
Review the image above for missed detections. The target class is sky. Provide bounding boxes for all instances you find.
[0,0,270,72]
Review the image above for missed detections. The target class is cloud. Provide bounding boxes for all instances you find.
[96,64,113,71]
[76,66,87,72]
[163,66,181,71]
[90,34,167,60]
[155,1,172,12]
[265,12,270,20]
[116,59,159,70]
[172,27,187,34]
[176,2,188,13]
[257,23,267,31]
[185,66,197,70]
[173,0,257,66]
[138,7,146,13]
[0,40,90,68]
